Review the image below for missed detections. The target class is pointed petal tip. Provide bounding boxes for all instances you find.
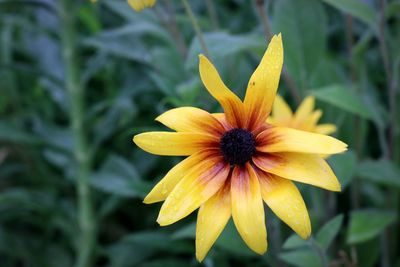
[253,243,268,255]
[195,253,205,263]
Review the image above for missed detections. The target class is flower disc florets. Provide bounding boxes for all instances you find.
[220,128,256,166]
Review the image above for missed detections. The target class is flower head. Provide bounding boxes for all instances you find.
[133,34,347,262]
[127,0,156,12]
[268,95,337,134]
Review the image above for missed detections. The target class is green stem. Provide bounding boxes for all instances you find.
[205,0,219,29]
[180,0,210,58]
[58,2,95,267]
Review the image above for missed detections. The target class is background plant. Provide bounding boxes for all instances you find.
[0,0,399,267]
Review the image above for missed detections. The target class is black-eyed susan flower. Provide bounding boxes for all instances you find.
[268,95,337,135]
[127,0,156,12]
[133,34,347,261]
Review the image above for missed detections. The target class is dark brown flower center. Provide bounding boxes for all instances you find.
[220,128,256,166]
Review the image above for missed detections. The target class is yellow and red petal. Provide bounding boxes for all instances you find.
[315,124,337,135]
[253,152,341,191]
[231,163,267,254]
[133,132,218,156]
[196,181,231,262]
[270,94,293,125]
[212,113,233,131]
[157,156,230,226]
[255,169,311,239]
[256,126,347,154]
[243,34,283,130]
[199,55,246,128]
[143,149,219,204]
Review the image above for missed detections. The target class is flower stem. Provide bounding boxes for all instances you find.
[58,1,95,267]
[205,0,219,29]
[253,0,301,104]
[156,0,188,58]
[180,0,210,58]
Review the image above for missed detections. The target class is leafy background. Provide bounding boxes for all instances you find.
[0,0,399,266]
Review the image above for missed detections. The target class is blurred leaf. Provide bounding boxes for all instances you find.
[282,234,308,249]
[107,231,192,267]
[310,84,373,119]
[356,238,380,267]
[185,32,264,70]
[279,249,320,267]
[0,121,41,144]
[316,214,343,250]
[273,0,327,88]
[347,209,397,244]
[327,150,356,189]
[215,220,255,257]
[90,154,152,198]
[172,222,196,240]
[322,0,377,30]
[138,259,194,267]
[356,159,400,188]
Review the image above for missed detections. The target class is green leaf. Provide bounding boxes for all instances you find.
[310,84,373,119]
[279,248,321,267]
[327,150,357,189]
[356,159,400,188]
[215,220,255,257]
[316,214,344,250]
[322,0,377,30]
[0,121,41,144]
[273,0,327,88]
[282,234,308,249]
[90,155,152,198]
[347,209,397,244]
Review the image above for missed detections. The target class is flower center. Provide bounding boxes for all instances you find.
[220,128,256,166]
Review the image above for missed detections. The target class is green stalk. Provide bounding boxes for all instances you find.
[58,1,95,267]
[180,0,210,58]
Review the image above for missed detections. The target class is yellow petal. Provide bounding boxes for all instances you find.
[196,182,231,262]
[127,0,156,11]
[300,109,322,131]
[243,34,283,129]
[270,94,293,124]
[292,96,315,127]
[253,152,341,191]
[157,157,229,226]
[133,132,218,156]
[199,55,246,128]
[143,149,218,204]
[256,170,311,239]
[256,126,347,154]
[156,107,224,136]
[231,164,267,254]
[315,124,337,135]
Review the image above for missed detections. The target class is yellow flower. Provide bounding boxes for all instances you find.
[268,95,337,135]
[127,0,156,12]
[133,34,347,262]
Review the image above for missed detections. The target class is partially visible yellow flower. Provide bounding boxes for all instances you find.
[268,95,337,135]
[127,0,156,12]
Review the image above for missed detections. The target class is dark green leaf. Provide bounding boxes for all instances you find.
[316,214,344,249]
[356,159,400,188]
[310,84,373,119]
[347,209,397,244]
[322,0,377,29]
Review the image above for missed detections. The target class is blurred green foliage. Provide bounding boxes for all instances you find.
[0,0,399,266]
